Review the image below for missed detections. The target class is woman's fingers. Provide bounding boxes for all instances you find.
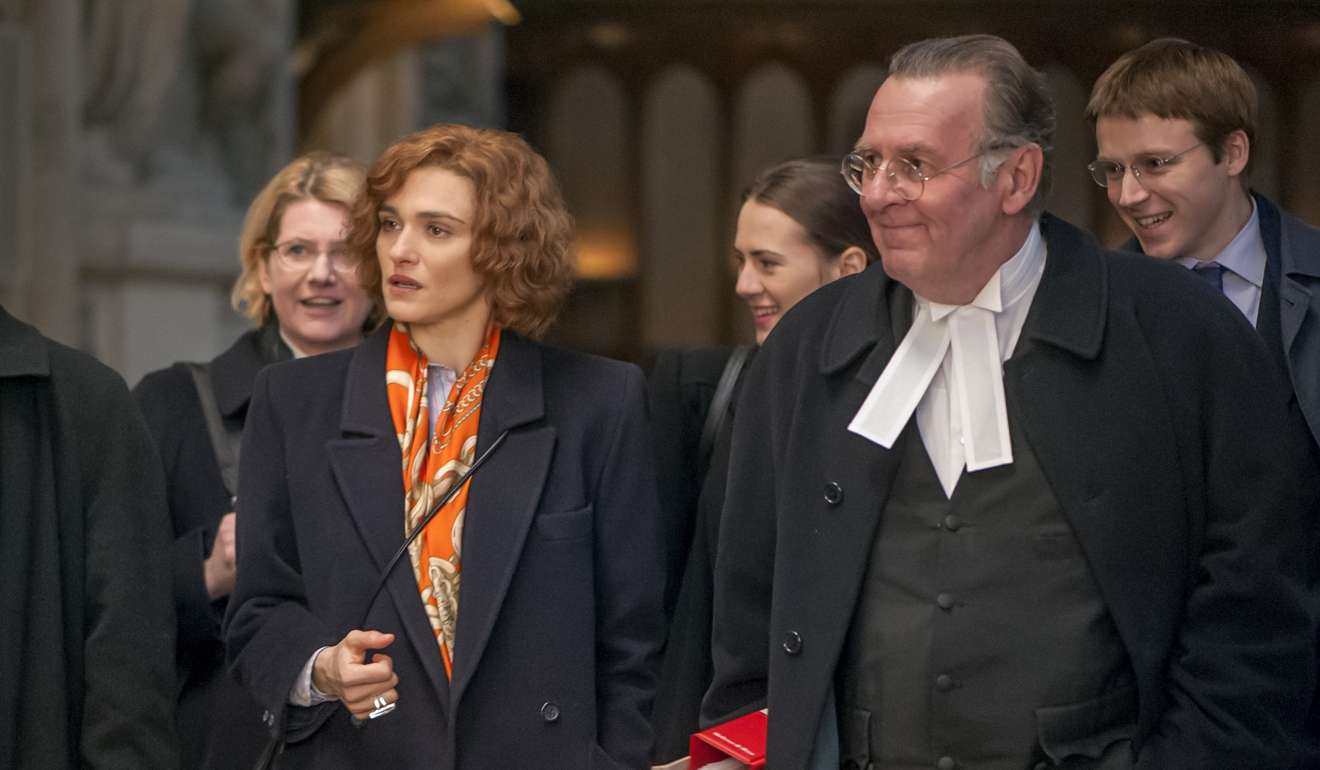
[312,630,397,700]
[338,653,396,688]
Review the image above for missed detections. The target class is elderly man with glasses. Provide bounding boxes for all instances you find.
[702,33,1315,770]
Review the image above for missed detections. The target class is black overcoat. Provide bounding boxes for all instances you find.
[225,324,665,769]
[704,215,1318,769]
[0,306,177,768]
[648,347,754,763]
[134,325,289,769]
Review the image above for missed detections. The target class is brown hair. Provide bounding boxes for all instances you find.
[887,34,1056,216]
[1086,38,1257,176]
[742,157,880,265]
[232,152,375,324]
[348,124,575,339]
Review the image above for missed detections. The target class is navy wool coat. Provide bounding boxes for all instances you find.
[225,323,665,769]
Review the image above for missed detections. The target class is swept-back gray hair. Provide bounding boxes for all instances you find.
[887,34,1055,215]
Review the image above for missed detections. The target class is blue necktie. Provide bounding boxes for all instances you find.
[1192,262,1226,292]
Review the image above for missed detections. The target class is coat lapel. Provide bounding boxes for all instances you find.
[325,323,452,711]
[210,323,291,419]
[1267,194,1320,442]
[449,332,553,709]
[797,269,908,671]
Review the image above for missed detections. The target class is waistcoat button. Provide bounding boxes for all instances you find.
[942,514,963,531]
[937,756,956,770]
[823,482,844,505]
[782,630,803,655]
[539,701,561,722]
[936,592,955,610]
[935,673,955,692]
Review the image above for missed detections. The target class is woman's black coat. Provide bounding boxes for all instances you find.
[224,324,665,769]
[647,346,754,763]
[0,306,176,769]
[133,324,290,769]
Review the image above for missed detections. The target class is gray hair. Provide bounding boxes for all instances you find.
[887,34,1055,215]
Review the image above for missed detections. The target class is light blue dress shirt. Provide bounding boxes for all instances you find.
[1176,198,1266,327]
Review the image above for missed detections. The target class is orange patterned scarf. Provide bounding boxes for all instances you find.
[385,322,501,679]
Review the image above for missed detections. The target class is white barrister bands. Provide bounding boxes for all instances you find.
[848,221,1046,498]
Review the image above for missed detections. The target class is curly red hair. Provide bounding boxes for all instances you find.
[348,124,576,338]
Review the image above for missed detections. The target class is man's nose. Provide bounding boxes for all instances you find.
[1115,168,1149,209]
[861,168,906,210]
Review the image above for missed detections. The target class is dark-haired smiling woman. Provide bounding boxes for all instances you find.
[225,124,664,769]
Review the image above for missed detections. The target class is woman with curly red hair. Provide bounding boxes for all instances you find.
[225,125,664,769]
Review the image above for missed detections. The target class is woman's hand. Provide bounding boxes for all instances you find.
[311,629,399,719]
[203,512,237,599]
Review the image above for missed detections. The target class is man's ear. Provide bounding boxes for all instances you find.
[835,246,869,277]
[999,143,1044,216]
[1222,129,1250,178]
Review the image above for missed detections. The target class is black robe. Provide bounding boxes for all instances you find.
[0,306,176,769]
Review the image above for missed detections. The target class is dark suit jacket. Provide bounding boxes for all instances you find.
[1122,192,1320,452]
[134,324,289,769]
[0,306,177,769]
[704,215,1316,769]
[224,324,664,769]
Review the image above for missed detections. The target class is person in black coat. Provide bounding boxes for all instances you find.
[134,152,378,770]
[649,158,878,763]
[225,124,665,769]
[0,305,176,769]
[704,35,1316,769]
[1086,38,1320,763]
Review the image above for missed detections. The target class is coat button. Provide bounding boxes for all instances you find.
[937,756,956,770]
[936,592,955,610]
[539,701,561,723]
[782,630,803,656]
[1033,763,1049,770]
[935,673,955,692]
[823,482,844,505]
[941,514,963,532]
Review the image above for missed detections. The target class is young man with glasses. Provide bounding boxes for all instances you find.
[704,33,1315,769]
[1089,36,1320,764]
[1088,38,1320,448]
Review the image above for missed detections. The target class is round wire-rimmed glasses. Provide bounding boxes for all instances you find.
[841,150,991,201]
[269,240,356,274]
[1086,142,1204,188]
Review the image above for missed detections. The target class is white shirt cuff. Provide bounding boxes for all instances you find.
[288,646,337,706]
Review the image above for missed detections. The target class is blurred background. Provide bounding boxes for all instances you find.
[4,0,1320,385]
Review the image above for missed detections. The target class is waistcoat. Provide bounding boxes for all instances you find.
[836,406,1134,770]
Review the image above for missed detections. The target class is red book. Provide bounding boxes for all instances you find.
[688,709,768,769]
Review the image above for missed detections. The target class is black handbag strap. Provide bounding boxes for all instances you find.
[698,345,753,473]
[253,429,511,765]
[186,362,241,500]
[355,429,508,628]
